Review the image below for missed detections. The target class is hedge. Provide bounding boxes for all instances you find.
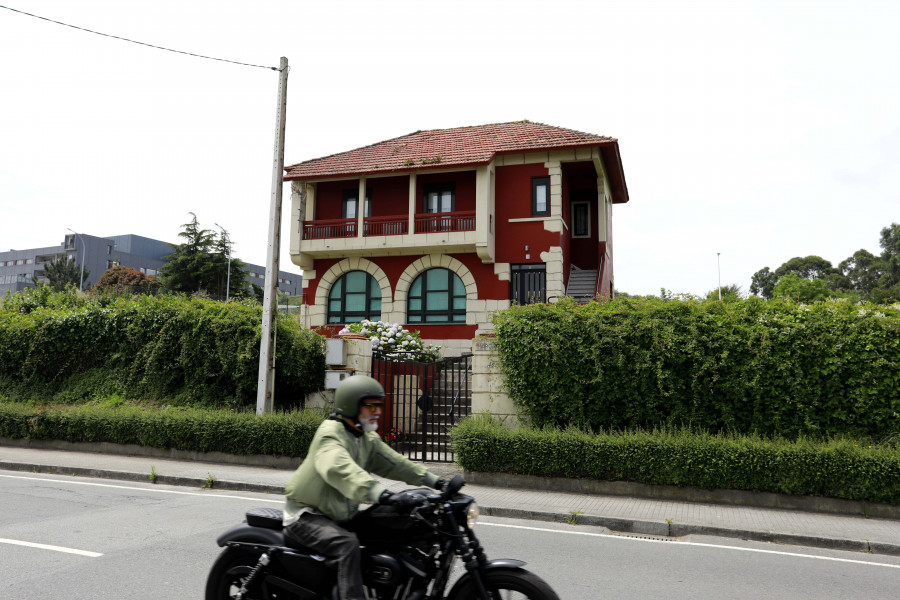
[0,402,326,457]
[492,297,900,439]
[452,416,900,505]
[0,288,326,409]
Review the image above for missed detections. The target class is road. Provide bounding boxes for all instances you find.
[1,472,898,599]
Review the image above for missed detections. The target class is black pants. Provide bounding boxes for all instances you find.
[284,513,364,600]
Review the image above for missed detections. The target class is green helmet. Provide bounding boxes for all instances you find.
[333,374,385,419]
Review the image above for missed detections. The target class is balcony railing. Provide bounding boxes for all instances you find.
[415,211,475,234]
[363,215,408,237]
[302,211,476,240]
[303,218,357,240]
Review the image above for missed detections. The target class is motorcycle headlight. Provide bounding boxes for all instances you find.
[466,502,479,529]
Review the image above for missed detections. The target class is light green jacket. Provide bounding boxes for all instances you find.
[284,419,439,523]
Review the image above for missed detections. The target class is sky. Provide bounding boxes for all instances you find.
[1,0,898,297]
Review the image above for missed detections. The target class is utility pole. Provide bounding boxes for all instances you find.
[257,57,289,415]
[717,252,722,300]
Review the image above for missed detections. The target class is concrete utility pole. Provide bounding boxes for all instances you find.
[257,57,289,415]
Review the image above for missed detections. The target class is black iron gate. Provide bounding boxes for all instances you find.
[371,350,472,462]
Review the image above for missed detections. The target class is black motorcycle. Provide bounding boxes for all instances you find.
[205,476,560,600]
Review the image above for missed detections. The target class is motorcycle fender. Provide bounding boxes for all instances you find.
[445,560,527,599]
[216,523,285,547]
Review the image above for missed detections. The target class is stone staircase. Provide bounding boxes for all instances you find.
[566,268,598,301]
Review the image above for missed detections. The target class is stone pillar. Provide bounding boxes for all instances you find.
[471,331,518,426]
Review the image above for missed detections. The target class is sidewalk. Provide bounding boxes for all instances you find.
[2,443,899,557]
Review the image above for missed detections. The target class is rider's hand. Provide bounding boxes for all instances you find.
[442,475,466,493]
[379,490,426,509]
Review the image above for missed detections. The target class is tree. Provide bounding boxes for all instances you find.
[211,228,250,299]
[159,213,216,293]
[705,284,742,302]
[774,255,836,280]
[877,223,900,288]
[838,249,882,295]
[158,213,249,298]
[44,255,90,291]
[94,265,161,294]
[772,273,832,302]
[749,267,778,299]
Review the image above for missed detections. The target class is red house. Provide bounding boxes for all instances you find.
[285,121,629,354]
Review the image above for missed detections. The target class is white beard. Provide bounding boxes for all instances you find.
[361,419,379,433]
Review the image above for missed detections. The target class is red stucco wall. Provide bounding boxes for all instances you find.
[494,164,558,265]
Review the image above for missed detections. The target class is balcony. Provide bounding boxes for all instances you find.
[303,211,475,240]
[415,211,475,234]
[299,211,479,261]
[303,218,357,240]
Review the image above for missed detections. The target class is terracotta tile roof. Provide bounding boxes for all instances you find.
[284,121,618,181]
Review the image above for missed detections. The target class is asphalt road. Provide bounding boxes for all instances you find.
[1,472,898,599]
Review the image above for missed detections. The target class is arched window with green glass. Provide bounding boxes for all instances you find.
[327,271,382,324]
[407,268,466,323]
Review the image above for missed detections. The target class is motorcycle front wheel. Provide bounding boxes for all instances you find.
[448,568,561,600]
[205,547,268,600]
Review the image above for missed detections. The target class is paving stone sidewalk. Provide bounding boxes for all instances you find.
[2,443,899,557]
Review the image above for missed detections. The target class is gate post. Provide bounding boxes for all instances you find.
[472,330,518,426]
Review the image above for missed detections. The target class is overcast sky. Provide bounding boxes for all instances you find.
[1,0,897,297]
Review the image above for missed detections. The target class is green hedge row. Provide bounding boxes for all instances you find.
[492,297,900,439]
[0,402,326,457]
[452,416,900,505]
[0,288,326,408]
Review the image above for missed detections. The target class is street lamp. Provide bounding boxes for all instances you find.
[215,223,232,301]
[717,252,722,300]
[66,228,85,291]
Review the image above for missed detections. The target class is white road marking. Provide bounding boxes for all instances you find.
[0,473,282,503]
[0,538,103,557]
[479,521,900,570]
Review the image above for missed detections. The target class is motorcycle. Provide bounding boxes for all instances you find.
[205,476,560,600]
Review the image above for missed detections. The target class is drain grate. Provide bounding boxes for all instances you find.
[609,532,680,542]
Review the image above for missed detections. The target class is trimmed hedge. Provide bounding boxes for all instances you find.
[0,402,326,457]
[452,416,900,505]
[492,297,900,439]
[0,288,326,408]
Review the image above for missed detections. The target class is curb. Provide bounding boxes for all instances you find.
[463,470,900,521]
[481,505,900,557]
[5,461,900,558]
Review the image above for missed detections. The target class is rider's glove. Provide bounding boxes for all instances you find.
[442,475,466,493]
[433,478,447,491]
[379,490,426,509]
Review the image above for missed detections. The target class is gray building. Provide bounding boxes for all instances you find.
[0,233,302,297]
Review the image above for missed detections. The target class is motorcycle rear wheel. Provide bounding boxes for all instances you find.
[205,547,269,600]
[449,568,561,600]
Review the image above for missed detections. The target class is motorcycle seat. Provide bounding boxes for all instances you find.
[246,507,285,530]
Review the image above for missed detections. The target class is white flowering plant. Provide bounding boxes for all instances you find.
[340,320,440,360]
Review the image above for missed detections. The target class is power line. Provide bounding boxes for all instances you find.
[0,4,281,71]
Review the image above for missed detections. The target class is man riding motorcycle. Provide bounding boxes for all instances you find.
[283,374,448,600]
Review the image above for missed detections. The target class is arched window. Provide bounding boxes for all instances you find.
[407,268,466,323]
[328,271,381,324]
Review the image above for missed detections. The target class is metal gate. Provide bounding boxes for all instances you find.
[371,350,472,462]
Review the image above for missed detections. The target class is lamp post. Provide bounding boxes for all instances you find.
[215,223,232,301]
[717,252,722,300]
[66,228,85,291]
